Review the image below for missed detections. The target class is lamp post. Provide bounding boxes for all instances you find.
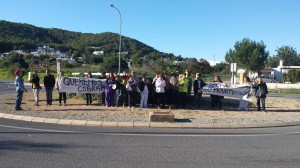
[110,4,122,74]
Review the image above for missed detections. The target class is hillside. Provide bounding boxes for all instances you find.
[0,20,169,58]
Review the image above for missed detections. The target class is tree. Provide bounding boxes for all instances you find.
[199,59,211,74]
[185,58,201,75]
[225,38,269,72]
[268,45,300,66]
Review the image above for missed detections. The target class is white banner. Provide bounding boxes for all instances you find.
[59,77,107,93]
[202,83,251,99]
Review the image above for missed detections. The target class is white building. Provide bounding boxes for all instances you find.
[93,51,104,55]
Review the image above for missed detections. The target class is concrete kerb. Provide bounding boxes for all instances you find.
[1,112,300,129]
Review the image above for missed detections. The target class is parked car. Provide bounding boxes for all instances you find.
[254,76,278,83]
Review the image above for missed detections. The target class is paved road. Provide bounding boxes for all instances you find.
[0,118,299,168]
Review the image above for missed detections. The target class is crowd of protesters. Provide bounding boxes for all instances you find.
[93,71,208,110]
[14,68,267,112]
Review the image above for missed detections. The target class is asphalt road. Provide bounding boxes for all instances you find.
[0,118,300,168]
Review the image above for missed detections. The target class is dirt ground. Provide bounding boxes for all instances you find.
[1,92,300,124]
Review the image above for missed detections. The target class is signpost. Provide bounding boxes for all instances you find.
[230,63,237,84]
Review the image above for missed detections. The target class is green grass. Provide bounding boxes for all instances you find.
[268,89,300,94]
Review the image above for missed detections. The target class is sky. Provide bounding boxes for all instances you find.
[1,0,300,62]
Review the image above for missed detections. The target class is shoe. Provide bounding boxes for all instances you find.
[15,108,23,111]
[58,103,62,106]
[63,103,67,106]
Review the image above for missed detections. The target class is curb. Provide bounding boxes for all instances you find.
[1,113,300,129]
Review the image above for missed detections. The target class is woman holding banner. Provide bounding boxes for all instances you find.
[238,76,252,111]
[211,76,223,110]
[85,72,93,105]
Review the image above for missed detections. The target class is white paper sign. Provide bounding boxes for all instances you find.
[59,77,107,93]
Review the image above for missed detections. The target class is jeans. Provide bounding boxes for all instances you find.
[15,91,24,110]
[256,97,266,111]
[140,91,149,108]
[45,87,53,105]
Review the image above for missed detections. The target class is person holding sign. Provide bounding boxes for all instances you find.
[56,71,67,106]
[238,76,252,111]
[211,76,223,110]
[85,72,93,105]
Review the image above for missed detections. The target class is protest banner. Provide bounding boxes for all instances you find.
[58,77,107,93]
[202,83,251,99]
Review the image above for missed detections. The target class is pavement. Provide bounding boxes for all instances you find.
[1,112,300,129]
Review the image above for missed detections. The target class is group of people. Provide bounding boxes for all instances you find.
[14,69,67,110]
[14,68,268,112]
[92,71,208,109]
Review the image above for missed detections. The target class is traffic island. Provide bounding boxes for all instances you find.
[149,112,174,122]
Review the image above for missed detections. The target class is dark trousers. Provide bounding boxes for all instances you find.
[86,93,92,105]
[256,97,266,111]
[211,95,222,109]
[128,91,138,107]
[116,88,124,106]
[105,90,115,107]
[45,87,53,105]
[194,93,203,108]
[156,92,165,108]
[59,92,67,104]
[177,92,187,109]
[15,91,24,110]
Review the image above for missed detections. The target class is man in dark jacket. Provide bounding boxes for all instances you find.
[43,69,55,105]
[193,73,206,108]
[253,77,268,112]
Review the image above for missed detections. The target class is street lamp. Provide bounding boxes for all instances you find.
[110,4,122,74]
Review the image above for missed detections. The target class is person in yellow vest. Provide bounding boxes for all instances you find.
[177,73,189,109]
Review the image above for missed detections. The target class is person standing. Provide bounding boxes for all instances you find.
[169,73,179,109]
[211,76,223,110]
[56,71,67,106]
[139,75,150,108]
[29,70,41,106]
[15,69,27,110]
[177,73,189,109]
[85,72,93,105]
[238,76,252,111]
[44,69,55,106]
[155,74,166,109]
[253,77,268,112]
[99,72,107,106]
[105,73,116,107]
[193,73,206,109]
[127,75,139,108]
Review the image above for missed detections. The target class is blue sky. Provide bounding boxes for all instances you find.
[1,0,299,62]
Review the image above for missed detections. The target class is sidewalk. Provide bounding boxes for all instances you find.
[1,92,300,129]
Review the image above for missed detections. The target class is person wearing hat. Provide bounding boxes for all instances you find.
[14,69,27,110]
